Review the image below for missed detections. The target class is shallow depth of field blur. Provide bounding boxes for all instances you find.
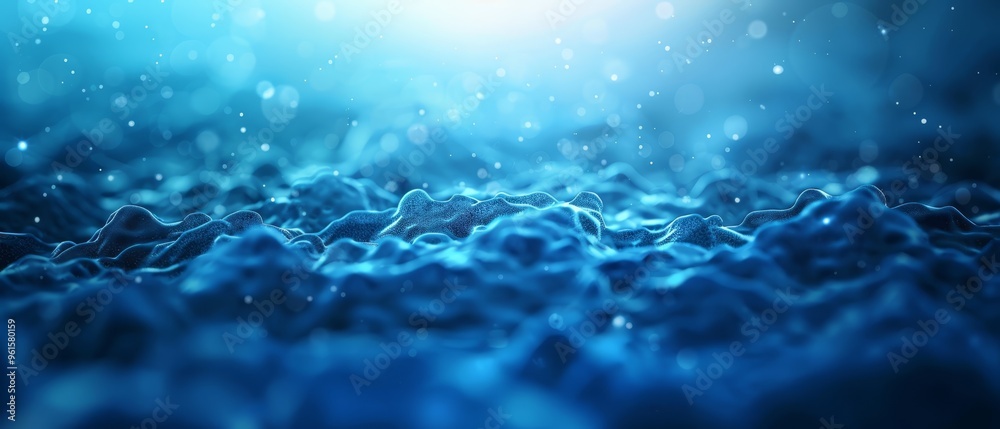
[2,1,1000,428]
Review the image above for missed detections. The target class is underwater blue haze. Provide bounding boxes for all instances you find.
[2,0,1000,428]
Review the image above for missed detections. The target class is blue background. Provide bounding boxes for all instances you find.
[2,1,1000,428]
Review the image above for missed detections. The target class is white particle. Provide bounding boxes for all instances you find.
[613,316,625,328]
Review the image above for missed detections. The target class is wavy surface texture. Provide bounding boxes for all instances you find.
[3,171,1000,428]
[3,0,1000,428]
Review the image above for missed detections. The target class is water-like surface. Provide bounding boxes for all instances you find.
[3,170,1000,428]
[3,0,1000,428]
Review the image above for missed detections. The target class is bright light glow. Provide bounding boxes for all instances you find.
[347,0,668,56]
[314,1,336,21]
[656,2,675,19]
[403,0,617,39]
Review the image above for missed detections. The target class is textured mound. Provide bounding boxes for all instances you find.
[2,175,999,429]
